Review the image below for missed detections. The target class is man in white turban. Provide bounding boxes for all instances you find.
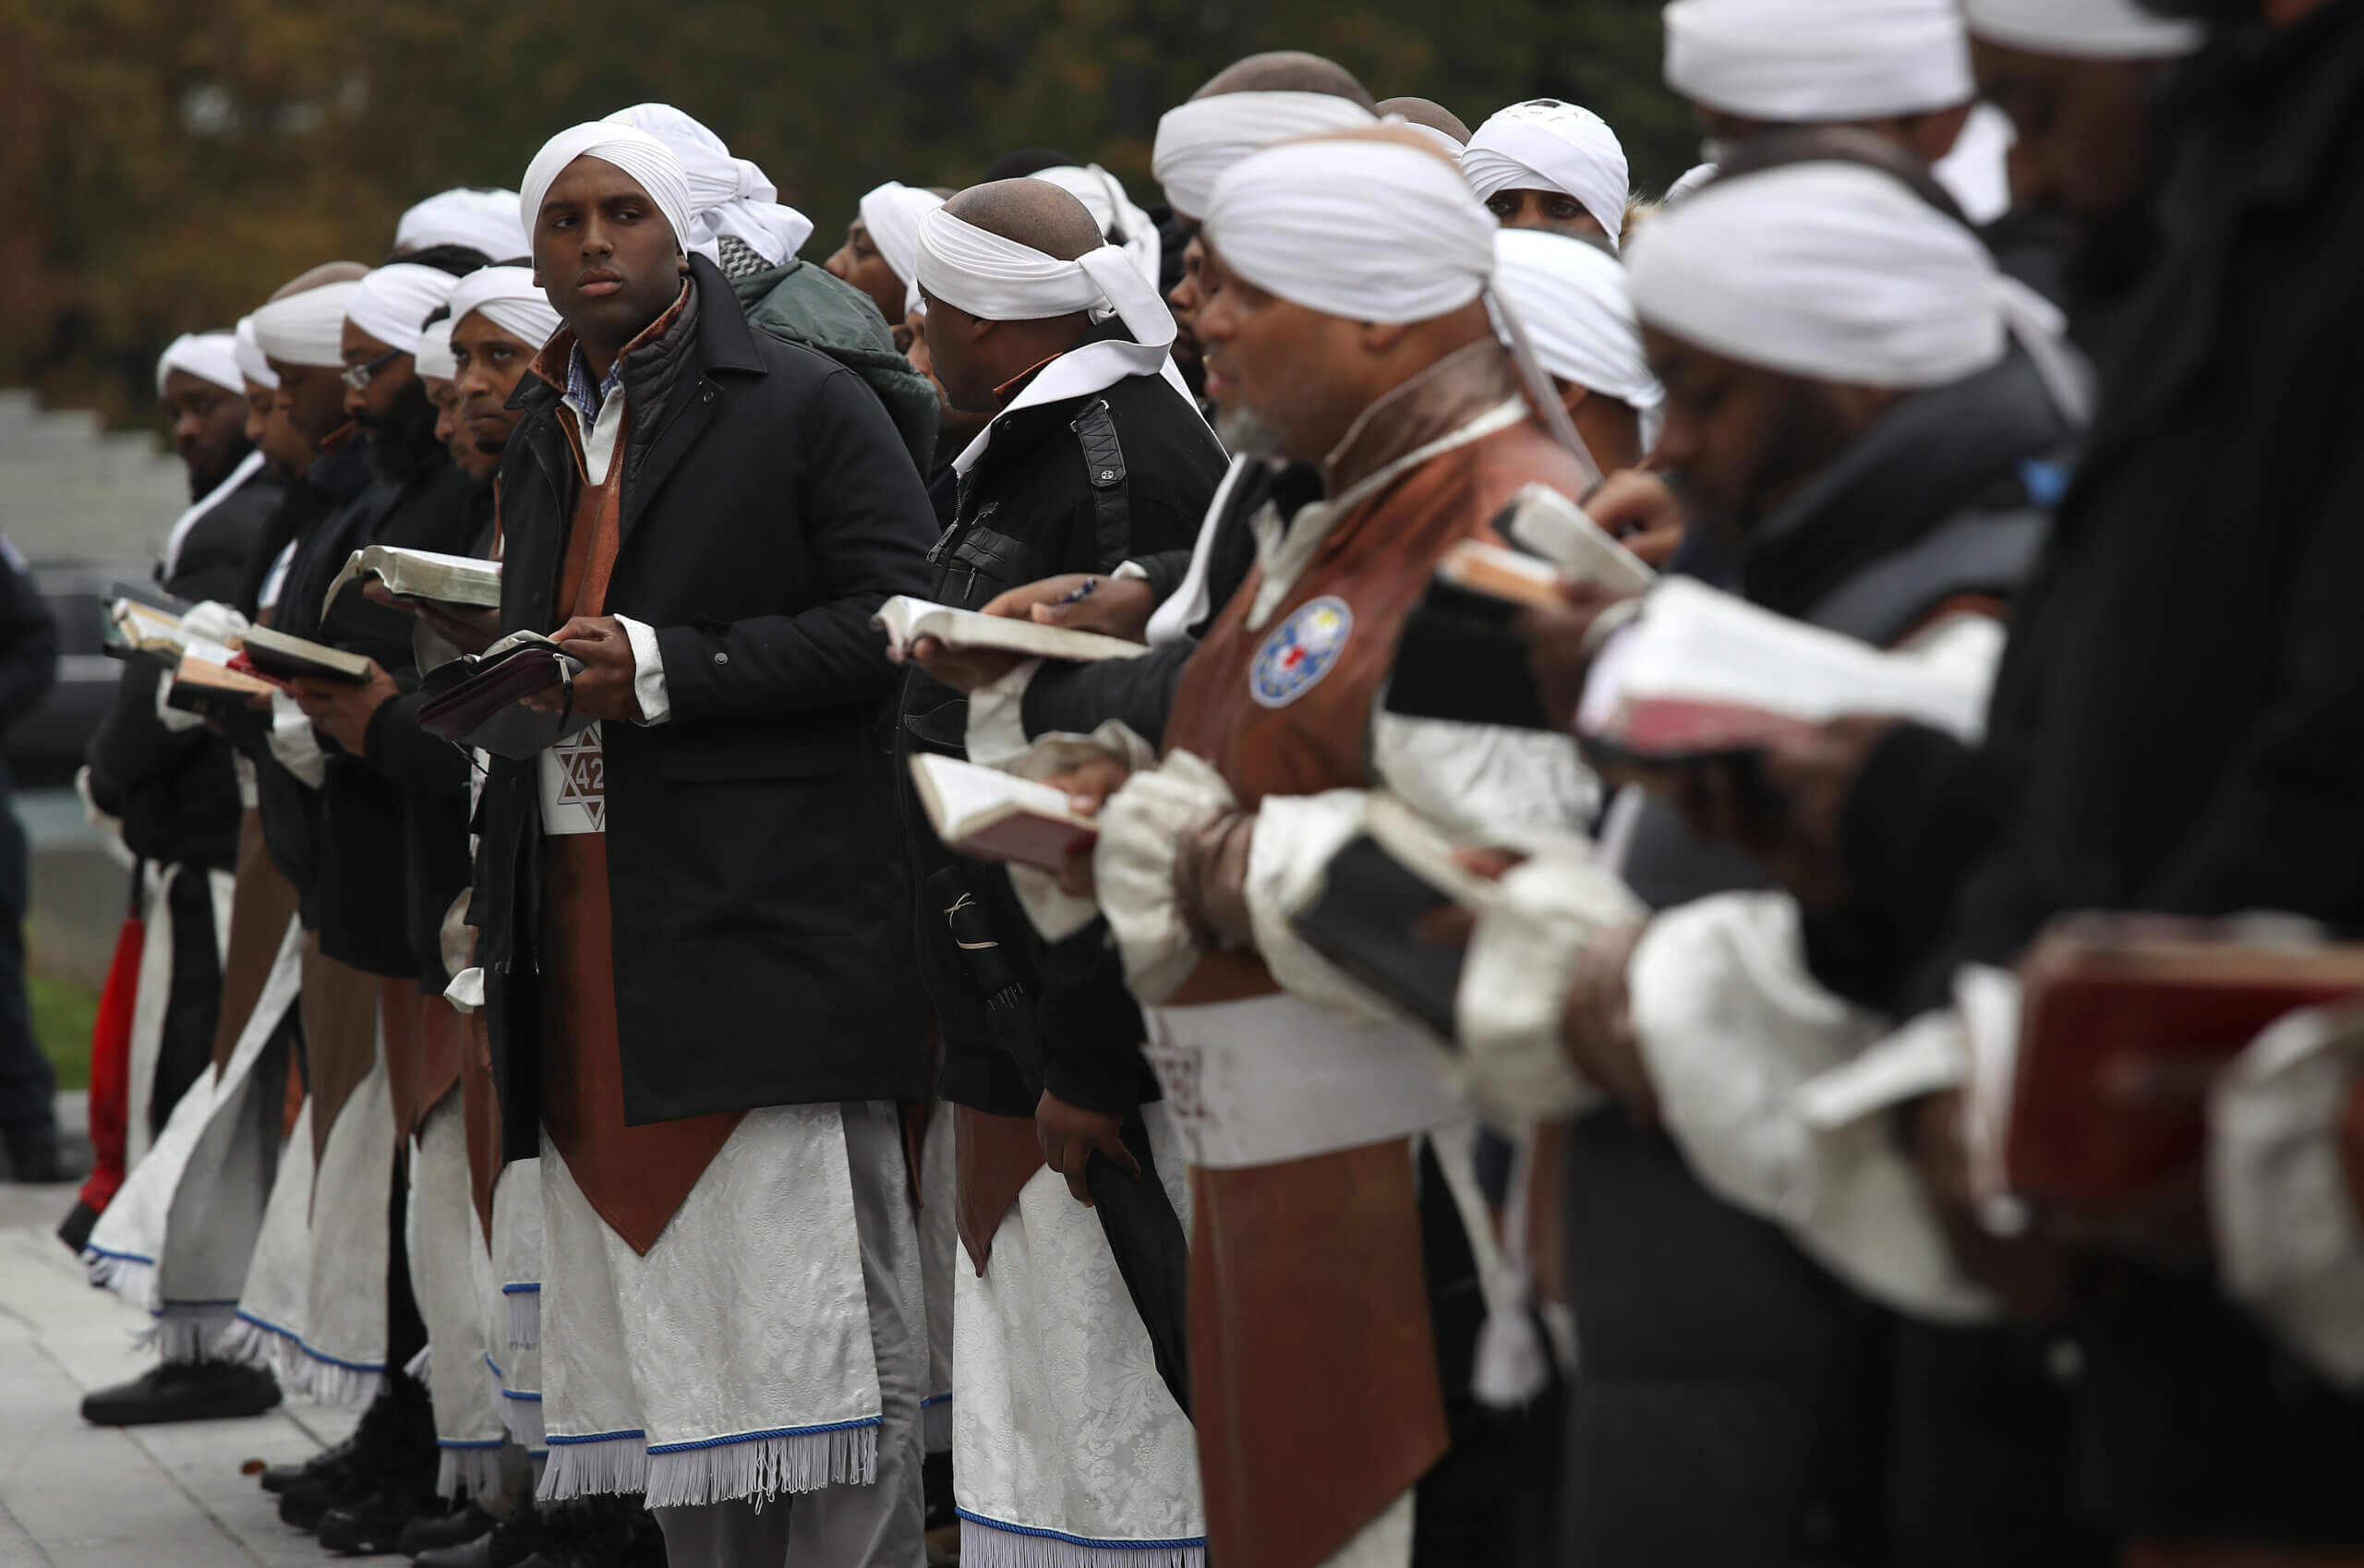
[1514,157,2093,1565]
[474,117,942,1567]
[1661,0,2017,223]
[1491,228,1665,472]
[398,187,529,261]
[826,180,946,329]
[941,127,1602,1568]
[897,175,1225,1568]
[1462,98,1633,247]
[602,103,814,280]
[1963,0,2203,228]
[153,332,255,504]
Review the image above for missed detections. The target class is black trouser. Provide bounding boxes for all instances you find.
[0,790,52,1149]
[148,865,224,1140]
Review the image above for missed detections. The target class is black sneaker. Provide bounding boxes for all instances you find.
[79,1360,282,1426]
[318,1481,439,1555]
[396,1502,496,1557]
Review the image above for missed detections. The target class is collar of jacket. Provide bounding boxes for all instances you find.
[510,254,766,420]
[1320,339,1523,497]
[1737,348,2069,643]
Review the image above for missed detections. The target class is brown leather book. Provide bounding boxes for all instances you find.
[416,632,589,758]
[1996,923,2364,1208]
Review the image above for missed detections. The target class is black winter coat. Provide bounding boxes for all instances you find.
[896,337,1225,1116]
[476,258,937,1158]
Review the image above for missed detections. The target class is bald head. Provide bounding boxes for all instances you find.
[945,179,1106,263]
[1195,51,1374,107]
[269,260,368,302]
[1376,97,1471,144]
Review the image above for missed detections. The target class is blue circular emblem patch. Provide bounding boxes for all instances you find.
[1249,596,1355,708]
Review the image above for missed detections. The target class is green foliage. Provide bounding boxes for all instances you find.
[2,0,1693,428]
[32,973,98,1092]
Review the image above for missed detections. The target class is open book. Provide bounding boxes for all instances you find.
[1970,924,2364,1211]
[165,643,275,725]
[1290,795,1498,1039]
[324,546,503,617]
[235,624,376,685]
[102,599,191,669]
[416,631,588,759]
[1490,484,1657,597]
[1576,578,1988,764]
[874,596,1151,666]
[909,753,1101,873]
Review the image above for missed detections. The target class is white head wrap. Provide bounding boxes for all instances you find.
[1664,163,1719,205]
[1151,90,1380,220]
[857,182,948,317]
[396,187,529,260]
[233,317,278,389]
[249,281,362,369]
[1491,229,1664,445]
[1625,161,2087,419]
[1460,101,1632,247]
[1663,0,1973,121]
[1963,0,2204,58]
[601,103,814,269]
[154,332,245,398]
[519,123,694,257]
[1029,165,1163,287]
[448,265,564,353]
[414,318,458,382]
[344,263,464,356]
[1202,136,1497,324]
[1932,102,2018,226]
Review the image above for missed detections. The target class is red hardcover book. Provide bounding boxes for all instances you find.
[2000,929,2364,1208]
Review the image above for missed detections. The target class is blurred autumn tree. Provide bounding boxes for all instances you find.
[0,0,1693,429]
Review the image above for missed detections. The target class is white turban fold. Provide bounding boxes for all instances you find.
[345,263,464,356]
[1933,102,2019,226]
[1625,161,2086,420]
[154,332,245,398]
[1388,119,1470,159]
[1202,137,1498,324]
[1460,100,1632,247]
[249,281,362,369]
[396,187,529,261]
[1664,163,1719,204]
[519,123,694,259]
[601,103,814,270]
[1663,0,1973,122]
[1029,164,1163,288]
[1490,229,1664,446]
[414,318,458,382]
[1963,0,2205,58]
[915,207,1177,350]
[448,265,564,354]
[233,317,277,389]
[1151,90,1380,220]
[857,182,948,317]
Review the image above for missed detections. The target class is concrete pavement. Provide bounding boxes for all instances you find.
[0,1182,358,1568]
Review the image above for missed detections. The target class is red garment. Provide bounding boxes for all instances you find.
[76,913,147,1214]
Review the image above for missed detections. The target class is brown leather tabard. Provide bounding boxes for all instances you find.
[460,1012,502,1246]
[535,341,741,1257]
[299,933,382,1203]
[211,807,300,1073]
[381,979,465,1141]
[1156,349,1586,1567]
[952,1104,1045,1275]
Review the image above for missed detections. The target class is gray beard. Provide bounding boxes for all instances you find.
[1215,403,1285,461]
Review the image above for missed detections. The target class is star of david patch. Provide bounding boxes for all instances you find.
[1248,595,1354,708]
[553,731,606,832]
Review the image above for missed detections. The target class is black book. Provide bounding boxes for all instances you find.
[1290,799,1498,1041]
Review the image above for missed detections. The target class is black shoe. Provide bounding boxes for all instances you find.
[922,1445,956,1531]
[80,1360,282,1426]
[261,1429,361,1493]
[274,1371,436,1531]
[416,1511,540,1568]
[56,1198,99,1255]
[318,1482,438,1555]
[5,1132,91,1184]
[396,1502,495,1556]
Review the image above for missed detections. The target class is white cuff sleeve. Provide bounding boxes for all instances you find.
[2211,1004,2364,1388]
[1112,560,1152,583]
[1247,790,1402,1027]
[1630,893,1998,1323]
[266,690,327,789]
[1094,749,1236,1003]
[964,659,1042,770]
[1370,708,1599,838]
[613,614,669,726]
[998,719,1162,943]
[1453,838,1642,1128]
[154,669,207,732]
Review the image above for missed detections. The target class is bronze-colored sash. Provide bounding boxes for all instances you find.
[380,980,464,1141]
[952,1104,1046,1274]
[1192,1140,1448,1568]
[211,808,300,1073]
[300,934,382,1203]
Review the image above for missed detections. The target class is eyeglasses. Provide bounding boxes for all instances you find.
[340,348,404,392]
